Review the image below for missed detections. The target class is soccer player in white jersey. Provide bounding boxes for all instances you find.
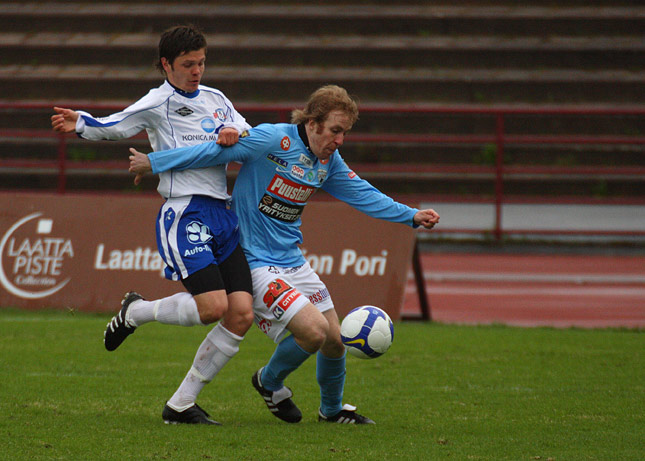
[51,25,254,425]
[129,85,440,424]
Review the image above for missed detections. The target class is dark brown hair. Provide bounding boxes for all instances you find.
[155,25,207,74]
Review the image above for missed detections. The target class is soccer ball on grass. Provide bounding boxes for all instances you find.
[340,305,394,359]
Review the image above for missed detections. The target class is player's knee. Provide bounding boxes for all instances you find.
[301,319,329,352]
[195,293,229,324]
[199,304,228,324]
[223,293,254,334]
[310,329,327,351]
[325,332,346,357]
[229,304,254,332]
[241,307,254,329]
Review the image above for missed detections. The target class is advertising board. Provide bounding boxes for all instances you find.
[0,193,415,319]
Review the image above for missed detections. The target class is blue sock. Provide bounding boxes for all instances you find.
[261,335,312,391]
[317,351,346,417]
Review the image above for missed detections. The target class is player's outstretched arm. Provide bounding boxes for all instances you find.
[128,148,152,185]
[51,107,79,133]
[413,209,440,229]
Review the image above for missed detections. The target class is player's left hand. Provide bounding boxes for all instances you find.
[414,209,440,229]
[216,127,240,146]
[128,148,152,185]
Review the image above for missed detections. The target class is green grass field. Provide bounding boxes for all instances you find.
[0,308,642,460]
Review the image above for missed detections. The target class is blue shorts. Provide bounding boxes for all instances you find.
[156,195,240,281]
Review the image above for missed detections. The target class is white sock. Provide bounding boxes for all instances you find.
[128,292,203,327]
[125,298,155,327]
[167,323,243,411]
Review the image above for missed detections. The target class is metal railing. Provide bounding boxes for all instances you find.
[1,101,644,239]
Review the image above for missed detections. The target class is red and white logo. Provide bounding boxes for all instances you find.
[281,136,291,151]
[348,171,357,179]
[263,278,292,309]
[291,165,305,179]
[277,288,301,311]
[262,278,302,320]
[270,287,301,319]
[267,175,315,203]
[258,318,272,333]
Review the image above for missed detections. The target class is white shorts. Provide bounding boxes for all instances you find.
[251,261,334,343]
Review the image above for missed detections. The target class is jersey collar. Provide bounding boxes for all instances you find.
[296,123,330,164]
[297,123,312,153]
[166,80,200,98]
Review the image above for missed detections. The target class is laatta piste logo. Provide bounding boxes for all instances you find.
[0,212,74,299]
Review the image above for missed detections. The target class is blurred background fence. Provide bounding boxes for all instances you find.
[1,102,644,241]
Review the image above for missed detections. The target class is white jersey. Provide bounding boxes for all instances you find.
[75,80,251,199]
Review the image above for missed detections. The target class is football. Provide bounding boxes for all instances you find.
[340,305,394,359]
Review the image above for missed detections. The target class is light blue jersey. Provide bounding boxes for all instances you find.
[148,123,419,268]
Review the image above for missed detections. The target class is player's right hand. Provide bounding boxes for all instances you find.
[51,107,79,133]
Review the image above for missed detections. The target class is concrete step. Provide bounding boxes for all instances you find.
[4,33,644,70]
[1,4,643,37]
[2,65,643,104]
[20,0,645,5]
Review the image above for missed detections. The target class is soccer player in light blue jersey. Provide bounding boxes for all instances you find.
[130,85,440,424]
[52,25,254,425]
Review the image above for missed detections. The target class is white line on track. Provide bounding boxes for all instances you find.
[405,284,645,297]
[408,271,645,285]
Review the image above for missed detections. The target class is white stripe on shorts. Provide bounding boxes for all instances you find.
[159,197,190,280]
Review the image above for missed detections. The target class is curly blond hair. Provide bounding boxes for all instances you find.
[291,85,359,126]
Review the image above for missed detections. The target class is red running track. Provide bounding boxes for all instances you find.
[403,252,645,329]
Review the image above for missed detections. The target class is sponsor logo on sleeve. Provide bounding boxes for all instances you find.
[281,136,291,151]
[348,170,357,179]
